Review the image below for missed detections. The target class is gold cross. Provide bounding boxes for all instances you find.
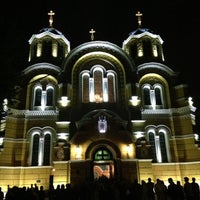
[89,28,96,41]
[48,10,55,27]
[136,11,143,27]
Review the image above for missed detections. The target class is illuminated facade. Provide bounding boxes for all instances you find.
[0,10,200,192]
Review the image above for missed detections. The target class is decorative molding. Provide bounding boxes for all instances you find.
[8,108,58,120]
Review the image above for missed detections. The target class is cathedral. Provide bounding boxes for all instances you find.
[0,10,200,192]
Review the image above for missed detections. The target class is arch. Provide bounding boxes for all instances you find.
[139,73,170,109]
[85,139,121,159]
[61,41,136,83]
[145,125,171,163]
[27,127,56,166]
[141,82,165,109]
[28,74,58,110]
[85,140,120,180]
[80,65,117,103]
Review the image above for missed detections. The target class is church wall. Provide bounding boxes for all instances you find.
[69,160,92,188]
[173,85,189,107]
[0,161,200,194]
[120,159,138,183]
[25,118,57,130]
[136,159,153,182]
[152,162,200,186]
[0,166,52,193]
[0,142,14,165]
[173,115,194,135]
[52,161,70,186]
[5,117,25,138]
[170,136,200,162]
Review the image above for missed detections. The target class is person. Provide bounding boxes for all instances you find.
[167,178,177,200]
[176,181,184,200]
[154,179,167,200]
[191,177,200,200]
[141,180,148,200]
[0,187,4,200]
[38,185,46,200]
[146,178,155,200]
[183,177,193,200]
[131,179,143,200]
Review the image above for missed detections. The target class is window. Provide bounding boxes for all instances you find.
[143,40,152,57]
[46,87,54,106]
[33,84,55,110]
[137,42,143,57]
[81,65,117,103]
[34,87,42,106]
[29,129,52,166]
[142,83,165,109]
[146,126,170,163]
[32,134,39,166]
[152,44,158,57]
[93,147,112,161]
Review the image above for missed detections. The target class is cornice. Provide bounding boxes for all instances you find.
[7,108,58,120]
[142,106,191,118]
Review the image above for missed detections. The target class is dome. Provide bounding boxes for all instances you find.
[126,11,163,42]
[129,27,154,36]
[123,27,163,47]
[28,10,70,45]
[39,27,63,35]
[28,26,70,46]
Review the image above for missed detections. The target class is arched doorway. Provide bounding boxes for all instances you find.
[92,147,114,179]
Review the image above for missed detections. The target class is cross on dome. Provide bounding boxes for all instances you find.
[48,10,55,27]
[89,28,96,41]
[136,11,143,27]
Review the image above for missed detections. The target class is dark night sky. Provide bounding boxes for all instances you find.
[1,0,200,131]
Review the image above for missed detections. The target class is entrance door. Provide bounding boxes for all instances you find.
[93,162,114,179]
[92,147,114,179]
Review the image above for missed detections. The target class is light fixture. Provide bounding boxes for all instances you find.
[58,96,70,107]
[129,96,141,106]
[98,115,107,133]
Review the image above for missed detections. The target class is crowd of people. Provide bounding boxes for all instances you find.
[1,176,199,200]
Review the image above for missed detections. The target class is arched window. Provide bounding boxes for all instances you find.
[154,85,163,105]
[142,83,165,109]
[137,42,143,57]
[32,133,40,166]
[46,86,54,106]
[29,129,53,166]
[143,85,151,105]
[43,133,51,165]
[152,44,158,57]
[34,87,42,106]
[80,65,117,103]
[143,40,152,57]
[148,131,157,162]
[93,147,113,161]
[146,126,170,163]
[159,131,168,162]
[33,84,55,110]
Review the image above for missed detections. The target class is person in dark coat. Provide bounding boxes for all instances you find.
[154,179,167,200]
[146,178,155,200]
[167,178,177,200]
[191,177,200,200]
[183,177,193,200]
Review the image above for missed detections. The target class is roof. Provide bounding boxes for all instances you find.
[28,27,70,47]
[129,27,153,36]
[39,27,63,35]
